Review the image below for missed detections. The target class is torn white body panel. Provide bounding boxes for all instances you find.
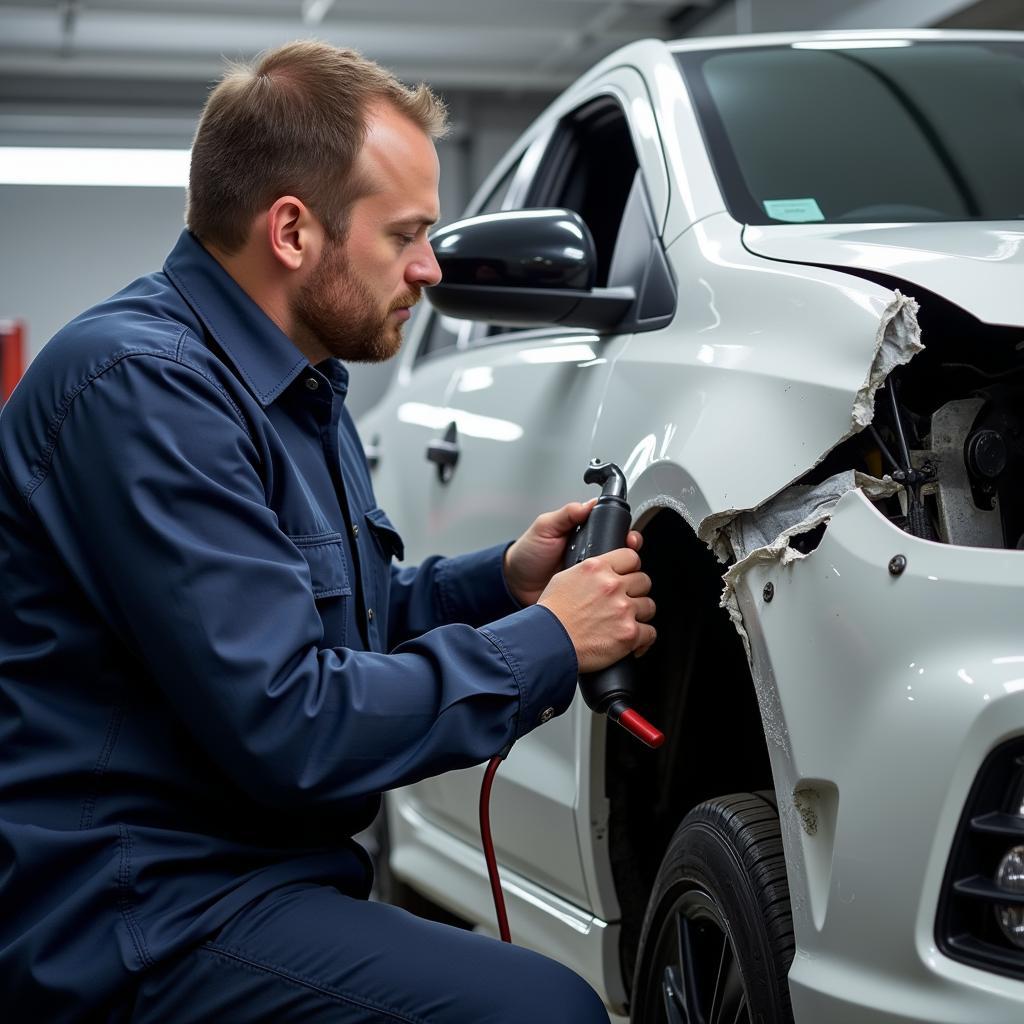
[595,212,922,548]
[852,292,923,430]
[723,472,897,565]
[717,472,897,656]
[734,487,1024,1022]
[583,205,1024,1023]
[695,289,922,553]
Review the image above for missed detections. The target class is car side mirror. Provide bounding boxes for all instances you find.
[427,209,635,329]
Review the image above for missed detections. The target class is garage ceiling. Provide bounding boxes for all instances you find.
[0,0,1015,150]
[0,0,707,147]
[0,0,687,92]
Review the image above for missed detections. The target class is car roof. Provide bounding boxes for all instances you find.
[561,29,1024,102]
[667,28,1024,54]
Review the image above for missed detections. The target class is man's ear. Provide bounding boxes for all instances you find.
[266,196,321,272]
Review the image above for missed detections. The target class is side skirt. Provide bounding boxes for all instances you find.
[386,792,627,1013]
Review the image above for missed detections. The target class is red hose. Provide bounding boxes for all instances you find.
[479,755,511,942]
[478,707,663,943]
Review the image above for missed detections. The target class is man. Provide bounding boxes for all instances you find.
[0,41,656,1021]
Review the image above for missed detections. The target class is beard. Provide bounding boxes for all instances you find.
[293,240,421,363]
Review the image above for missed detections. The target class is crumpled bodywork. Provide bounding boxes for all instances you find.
[717,470,898,657]
[685,286,921,655]
[697,289,922,562]
[596,207,1024,1020]
[605,213,922,537]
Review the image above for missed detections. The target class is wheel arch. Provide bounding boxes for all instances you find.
[606,503,776,993]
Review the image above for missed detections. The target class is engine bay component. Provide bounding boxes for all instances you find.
[913,398,1004,549]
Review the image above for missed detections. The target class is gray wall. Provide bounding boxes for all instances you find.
[0,183,186,358]
[0,180,414,418]
[0,97,545,418]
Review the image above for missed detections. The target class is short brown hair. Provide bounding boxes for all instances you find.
[187,40,448,253]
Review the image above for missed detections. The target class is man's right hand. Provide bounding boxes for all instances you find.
[537,548,656,674]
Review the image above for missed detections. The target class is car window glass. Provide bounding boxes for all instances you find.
[476,97,644,341]
[680,41,1024,224]
[416,158,521,362]
[479,162,520,217]
[527,98,640,287]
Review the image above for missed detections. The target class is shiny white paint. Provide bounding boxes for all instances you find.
[360,49,701,927]
[364,324,631,913]
[594,212,901,531]
[738,489,1024,1022]
[360,29,1024,1020]
[593,39,725,242]
[745,222,1024,328]
[386,787,628,1012]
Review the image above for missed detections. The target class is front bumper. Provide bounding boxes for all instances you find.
[736,488,1024,1022]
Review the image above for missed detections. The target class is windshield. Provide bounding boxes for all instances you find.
[677,40,1024,225]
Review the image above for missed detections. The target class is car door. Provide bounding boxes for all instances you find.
[364,69,670,911]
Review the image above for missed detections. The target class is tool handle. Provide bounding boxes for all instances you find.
[567,499,638,713]
[580,498,631,558]
[565,459,665,749]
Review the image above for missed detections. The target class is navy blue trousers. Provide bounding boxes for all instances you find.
[127,883,609,1023]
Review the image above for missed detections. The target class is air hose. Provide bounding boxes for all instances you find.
[479,460,664,943]
[479,755,511,942]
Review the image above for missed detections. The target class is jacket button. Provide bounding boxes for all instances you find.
[539,707,554,724]
[305,377,319,391]
[367,608,375,622]
[352,523,360,538]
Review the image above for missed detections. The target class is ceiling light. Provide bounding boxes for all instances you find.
[0,148,190,188]
[302,0,336,25]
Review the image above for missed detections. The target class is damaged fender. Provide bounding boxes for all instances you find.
[600,214,923,541]
[718,471,898,658]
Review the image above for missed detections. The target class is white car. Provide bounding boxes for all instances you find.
[360,29,1024,1023]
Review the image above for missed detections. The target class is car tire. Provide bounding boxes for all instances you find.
[630,791,795,1024]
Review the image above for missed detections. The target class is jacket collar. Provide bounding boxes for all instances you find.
[163,229,322,408]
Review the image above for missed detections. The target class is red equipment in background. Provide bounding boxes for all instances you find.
[0,320,26,404]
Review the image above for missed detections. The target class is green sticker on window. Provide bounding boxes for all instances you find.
[763,198,824,222]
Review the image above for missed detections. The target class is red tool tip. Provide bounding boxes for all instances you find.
[616,707,665,748]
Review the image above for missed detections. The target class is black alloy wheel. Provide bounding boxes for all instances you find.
[631,792,795,1024]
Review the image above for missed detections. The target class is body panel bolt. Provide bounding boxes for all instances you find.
[763,582,774,602]
[889,554,907,576]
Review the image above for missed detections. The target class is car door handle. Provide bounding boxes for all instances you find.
[364,434,381,470]
[426,421,459,483]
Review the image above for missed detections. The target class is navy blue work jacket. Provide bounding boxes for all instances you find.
[0,230,578,1018]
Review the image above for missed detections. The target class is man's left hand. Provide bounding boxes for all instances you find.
[503,499,644,607]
